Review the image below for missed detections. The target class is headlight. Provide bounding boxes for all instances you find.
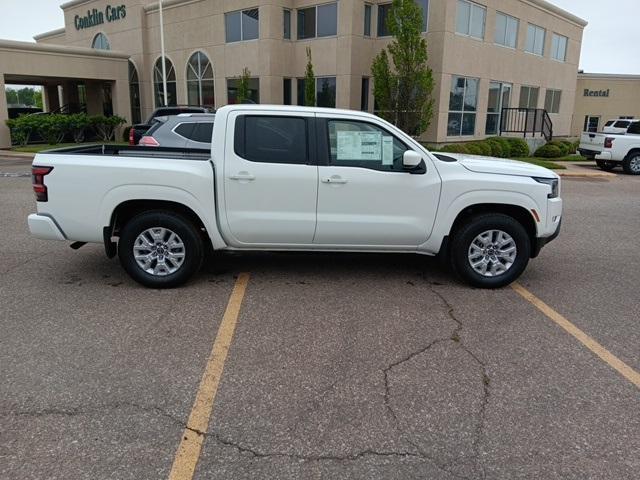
[533,177,559,198]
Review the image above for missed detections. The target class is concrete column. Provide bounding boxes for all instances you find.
[112,79,132,124]
[45,84,60,112]
[0,75,10,149]
[85,81,103,116]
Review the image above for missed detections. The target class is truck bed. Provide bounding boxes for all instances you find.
[41,144,211,161]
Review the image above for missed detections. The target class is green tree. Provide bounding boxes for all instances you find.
[371,0,434,135]
[237,67,251,103]
[5,87,42,107]
[304,47,316,107]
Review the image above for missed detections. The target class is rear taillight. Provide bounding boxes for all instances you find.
[129,127,135,145]
[32,166,53,202]
[604,137,614,148]
[139,135,160,147]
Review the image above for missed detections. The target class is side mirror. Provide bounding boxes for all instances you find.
[403,150,422,169]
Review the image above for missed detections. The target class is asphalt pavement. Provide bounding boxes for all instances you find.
[1,154,638,480]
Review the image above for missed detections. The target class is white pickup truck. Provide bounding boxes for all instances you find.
[579,121,640,174]
[28,105,562,289]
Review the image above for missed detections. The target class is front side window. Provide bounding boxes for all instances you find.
[227,77,260,104]
[448,75,479,136]
[495,12,518,48]
[91,33,110,50]
[327,120,409,172]
[298,3,337,39]
[316,77,336,108]
[544,89,562,114]
[456,0,486,39]
[525,23,545,55]
[236,116,308,164]
[283,9,291,39]
[153,57,177,107]
[225,8,259,43]
[519,85,539,109]
[186,51,215,107]
[551,33,567,61]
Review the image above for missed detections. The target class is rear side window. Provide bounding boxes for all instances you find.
[613,120,631,128]
[235,115,308,164]
[627,122,640,135]
[604,121,615,127]
[174,123,195,139]
[191,122,214,143]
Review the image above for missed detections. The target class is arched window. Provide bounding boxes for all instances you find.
[91,33,110,50]
[153,57,177,107]
[186,51,215,107]
[128,61,142,124]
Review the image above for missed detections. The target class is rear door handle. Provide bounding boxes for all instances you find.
[321,176,348,184]
[229,172,255,181]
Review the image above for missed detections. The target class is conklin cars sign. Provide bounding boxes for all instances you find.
[74,5,126,30]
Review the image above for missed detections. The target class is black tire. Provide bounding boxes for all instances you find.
[118,210,204,288]
[450,214,531,289]
[622,151,640,175]
[595,159,617,171]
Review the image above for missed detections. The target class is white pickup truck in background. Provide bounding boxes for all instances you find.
[579,121,640,174]
[28,105,562,289]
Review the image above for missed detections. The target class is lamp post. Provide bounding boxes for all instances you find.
[159,0,168,106]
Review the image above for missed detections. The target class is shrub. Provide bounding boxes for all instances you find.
[486,137,511,157]
[484,138,505,158]
[6,114,43,146]
[67,113,91,143]
[505,138,530,157]
[90,115,126,142]
[472,141,493,156]
[547,140,571,156]
[38,114,69,145]
[534,144,563,158]
[441,143,469,154]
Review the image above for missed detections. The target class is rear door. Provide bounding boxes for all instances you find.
[222,110,318,246]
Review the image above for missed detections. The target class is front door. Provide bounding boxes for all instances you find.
[222,111,318,246]
[314,116,441,247]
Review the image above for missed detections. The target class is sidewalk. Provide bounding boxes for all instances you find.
[554,161,617,179]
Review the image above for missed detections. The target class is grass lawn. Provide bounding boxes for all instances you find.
[513,158,566,170]
[12,141,126,154]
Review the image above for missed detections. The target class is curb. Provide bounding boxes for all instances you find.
[556,171,616,179]
[0,150,35,159]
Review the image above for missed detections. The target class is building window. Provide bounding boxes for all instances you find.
[377,3,392,37]
[519,85,539,109]
[128,61,141,124]
[361,77,370,111]
[297,3,338,39]
[448,75,479,136]
[283,78,292,105]
[316,77,336,108]
[91,33,110,50]
[227,77,260,104]
[525,23,545,56]
[456,0,486,40]
[225,8,259,43]
[284,9,291,39]
[544,89,562,114]
[551,33,567,62]
[583,115,599,133]
[186,51,215,107]
[364,4,372,36]
[494,12,518,48]
[485,81,512,135]
[297,78,306,105]
[416,0,429,31]
[153,57,177,107]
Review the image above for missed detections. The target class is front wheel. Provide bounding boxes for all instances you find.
[622,153,640,175]
[118,211,204,288]
[596,159,617,171]
[450,214,531,289]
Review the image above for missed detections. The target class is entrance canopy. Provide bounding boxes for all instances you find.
[0,39,130,148]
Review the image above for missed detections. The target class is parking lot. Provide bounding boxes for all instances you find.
[1,155,639,480]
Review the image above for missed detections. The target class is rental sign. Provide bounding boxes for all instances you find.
[74,5,126,30]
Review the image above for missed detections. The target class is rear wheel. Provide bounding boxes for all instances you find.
[450,214,531,289]
[118,211,204,288]
[622,152,640,175]
[596,159,617,171]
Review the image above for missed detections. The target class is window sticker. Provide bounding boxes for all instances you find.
[336,131,381,161]
[382,136,394,165]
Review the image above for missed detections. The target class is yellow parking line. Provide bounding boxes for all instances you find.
[168,273,251,480]
[512,282,640,389]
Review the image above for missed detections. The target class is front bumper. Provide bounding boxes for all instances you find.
[28,214,66,240]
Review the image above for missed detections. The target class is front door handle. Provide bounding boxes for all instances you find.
[229,172,255,181]
[321,176,348,184]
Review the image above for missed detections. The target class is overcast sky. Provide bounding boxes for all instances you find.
[1,0,639,75]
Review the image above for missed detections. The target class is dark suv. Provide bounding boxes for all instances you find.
[128,105,213,145]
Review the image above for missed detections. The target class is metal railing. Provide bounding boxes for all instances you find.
[500,108,553,141]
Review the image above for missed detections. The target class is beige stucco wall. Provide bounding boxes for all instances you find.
[23,0,585,143]
[572,74,640,136]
